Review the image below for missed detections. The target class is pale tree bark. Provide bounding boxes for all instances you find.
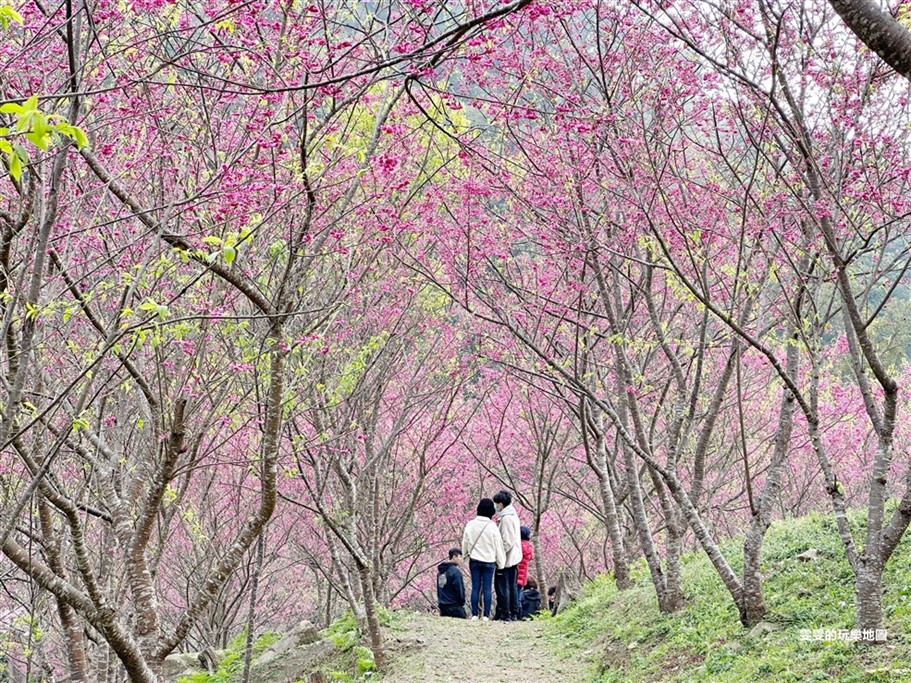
[740,339,798,626]
[293,385,400,670]
[582,403,633,590]
[357,565,386,671]
[779,59,899,634]
[36,500,92,682]
[631,0,909,634]
[241,534,265,683]
[826,0,911,80]
[2,537,160,683]
[595,255,683,611]
[615,394,672,610]
[592,260,673,609]
[480,317,748,615]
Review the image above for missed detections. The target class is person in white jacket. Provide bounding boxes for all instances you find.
[462,498,505,620]
[493,490,522,621]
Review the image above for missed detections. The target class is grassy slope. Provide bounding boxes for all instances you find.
[549,511,911,682]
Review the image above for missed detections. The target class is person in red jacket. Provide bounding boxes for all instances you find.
[516,526,534,609]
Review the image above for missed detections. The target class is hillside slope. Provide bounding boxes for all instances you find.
[550,512,911,682]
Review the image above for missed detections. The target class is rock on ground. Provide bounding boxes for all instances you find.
[383,613,588,683]
[227,639,338,683]
[257,620,321,667]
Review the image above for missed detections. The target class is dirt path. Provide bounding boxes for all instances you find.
[383,613,590,683]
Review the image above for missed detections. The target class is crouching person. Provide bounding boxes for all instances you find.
[521,577,543,619]
[437,548,467,618]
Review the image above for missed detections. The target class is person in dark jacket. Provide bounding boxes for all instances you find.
[520,576,542,619]
[437,548,467,618]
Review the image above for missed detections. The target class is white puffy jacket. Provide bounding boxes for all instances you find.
[462,516,506,568]
[497,504,522,568]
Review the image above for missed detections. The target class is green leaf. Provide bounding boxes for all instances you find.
[15,110,34,132]
[71,126,88,149]
[31,113,47,135]
[0,102,23,114]
[0,6,23,26]
[23,95,38,112]
[269,240,286,258]
[222,245,236,265]
[9,152,21,181]
[72,415,90,433]
[201,236,222,245]
[25,131,48,150]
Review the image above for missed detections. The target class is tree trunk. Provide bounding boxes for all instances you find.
[531,536,547,596]
[586,250,664,601]
[825,0,911,81]
[327,536,362,623]
[357,565,385,670]
[593,411,633,590]
[609,356,669,608]
[646,464,686,613]
[622,438,670,610]
[663,528,686,612]
[740,342,798,626]
[241,533,265,683]
[36,501,92,681]
[740,523,768,627]
[856,558,886,639]
[58,603,92,682]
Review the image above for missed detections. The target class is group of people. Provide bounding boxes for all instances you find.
[436,490,542,621]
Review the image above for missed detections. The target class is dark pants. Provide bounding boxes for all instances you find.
[495,565,519,620]
[439,604,466,619]
[469,560,496,618]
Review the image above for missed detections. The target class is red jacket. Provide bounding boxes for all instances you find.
[517,540,534,586]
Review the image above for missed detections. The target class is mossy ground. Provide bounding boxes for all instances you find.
[550,511,911,682]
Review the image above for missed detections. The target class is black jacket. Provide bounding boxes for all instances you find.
[436,561,465,607]
[521,588,542,618]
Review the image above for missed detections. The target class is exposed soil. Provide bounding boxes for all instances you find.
[382,612,589,683]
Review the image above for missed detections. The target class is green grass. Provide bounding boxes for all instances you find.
[178,630,282,683]
[178,609,398,683]
[550,510,911,682]
[321,607,395,681]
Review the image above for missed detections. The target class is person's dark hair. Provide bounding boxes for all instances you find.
[526,576,538,589]
[520,525,531,541]
[477,498,496,518]
[448,548,462,560]
[547,586,557,596]
[493,490,512,507]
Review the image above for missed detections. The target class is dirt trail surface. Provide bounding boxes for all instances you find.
[383,612,590,683]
